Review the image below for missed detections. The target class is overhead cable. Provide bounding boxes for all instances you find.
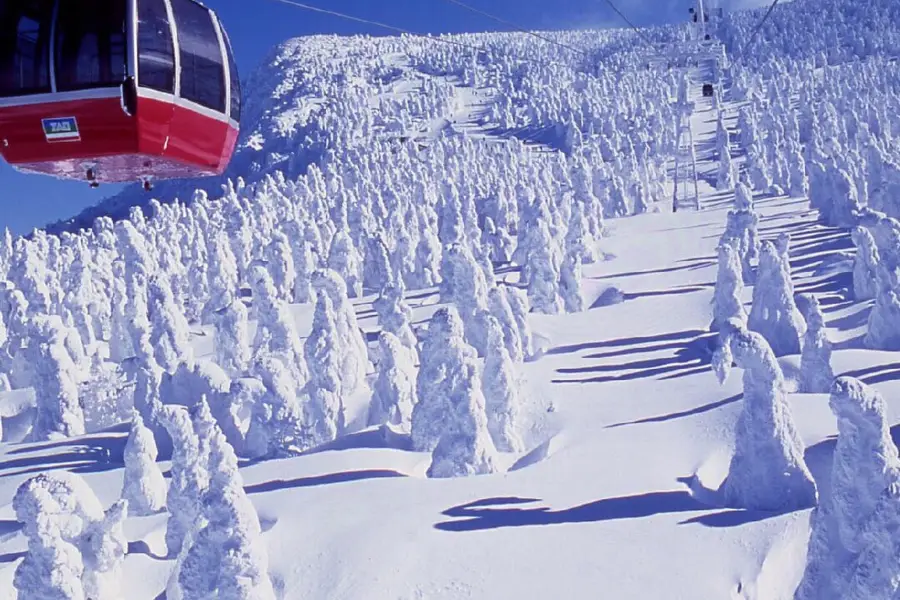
[438,0,590,57]
[599,0,654,46]
[741,0,781,57]
[268,0,574,68]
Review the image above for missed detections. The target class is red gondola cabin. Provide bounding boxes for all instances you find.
[0,0,241,189]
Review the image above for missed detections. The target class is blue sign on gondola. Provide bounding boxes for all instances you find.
[42,117,80,142]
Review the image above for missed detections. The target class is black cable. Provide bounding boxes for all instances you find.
[268,0,574,69]
[439,0,590,57]
[599,0,654,46]
[741,0,780,57]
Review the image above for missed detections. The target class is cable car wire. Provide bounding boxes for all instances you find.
[599,0,654,47]
[437,0,590,57]
[268,0,574,68]
[740,0,780,57]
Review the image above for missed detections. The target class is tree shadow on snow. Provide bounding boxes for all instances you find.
[839,363,900,386]
[607,394,741,429]
[244,469,406,496]
[434,492,706,532]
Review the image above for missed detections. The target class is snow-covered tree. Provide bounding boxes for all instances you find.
[245,357,307,459]
[13,477,85,600]
[865,277,900,351]
[367,331,417,430]
[327,230,363,298]
[559,249,585,313]
[427,358,499,478]
[312,268,369,395]
[716,140,737,192]
[526,221,563,315]
[748,241,806,356]
[160,405,208,557]
[505,285,535,360]
[251,266,308,386]
[851,226,881,302]
[121,411,166,516]
[265,231,296,301]
[795,377,900,600]
[412,306,476,452]
[304,289,345,445]
[28,316,84,441]
[373,281,416,351]
[148,277,194,375]
[13,472,127,600]
[177,419,275,600]
[712,325,817,511]
[797,294,834,394]
[212,297,251,378]
[712,240,746,332]
[482,315,524,453]
[488,286,524,363]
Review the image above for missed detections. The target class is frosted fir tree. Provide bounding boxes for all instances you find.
[13,472,127,600]
[13,477,86,600]
[712,325,817,511]
[411,306,477,452]
[427,359,499,479]
[851,226,880,301]
[482,315,524,453]
[440,242,491,353]
[205,231,240,322]
[120,412,166,516]
[565,200,596,265]
[824,168,862,228]
[482,216,514,265]
[160,405,208,557]
[748,241,806,356]
[797,294,834,394]
[303,289,345,445]
[81,498,128,600]
[505,285,536,360]
[716,140,737,192]
[865,274,900,351]
[795,378,900,600]
[292,239,317,304]
[177,421,275,600]
[559,249,585,313]
[526,221,563,315]
[311,269,369,396]
[367,331,417,430]
[488,286,524,363]
[787,144,810,198]
[711,241,747,332]
[250,266,308,387]
[244,357,307,459]
[327,230,363,298]
[211,297,251,378]
[28,315,85,441]
[734,181,754,211]
[265,231,296,301]
[364,234,395,293]
[373,281,417,351]
[148,276,194,375]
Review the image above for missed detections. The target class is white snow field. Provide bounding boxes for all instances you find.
[2,0,900,598]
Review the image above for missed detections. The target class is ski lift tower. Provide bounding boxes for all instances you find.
[672,75,701,212]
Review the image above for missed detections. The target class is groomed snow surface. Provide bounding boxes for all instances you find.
[3,0,900,597]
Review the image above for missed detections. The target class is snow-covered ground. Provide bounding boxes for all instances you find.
[2,0,900,598]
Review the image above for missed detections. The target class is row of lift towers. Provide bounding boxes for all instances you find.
[663,0,728,211]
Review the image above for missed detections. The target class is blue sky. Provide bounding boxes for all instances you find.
[0,0,731,234]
